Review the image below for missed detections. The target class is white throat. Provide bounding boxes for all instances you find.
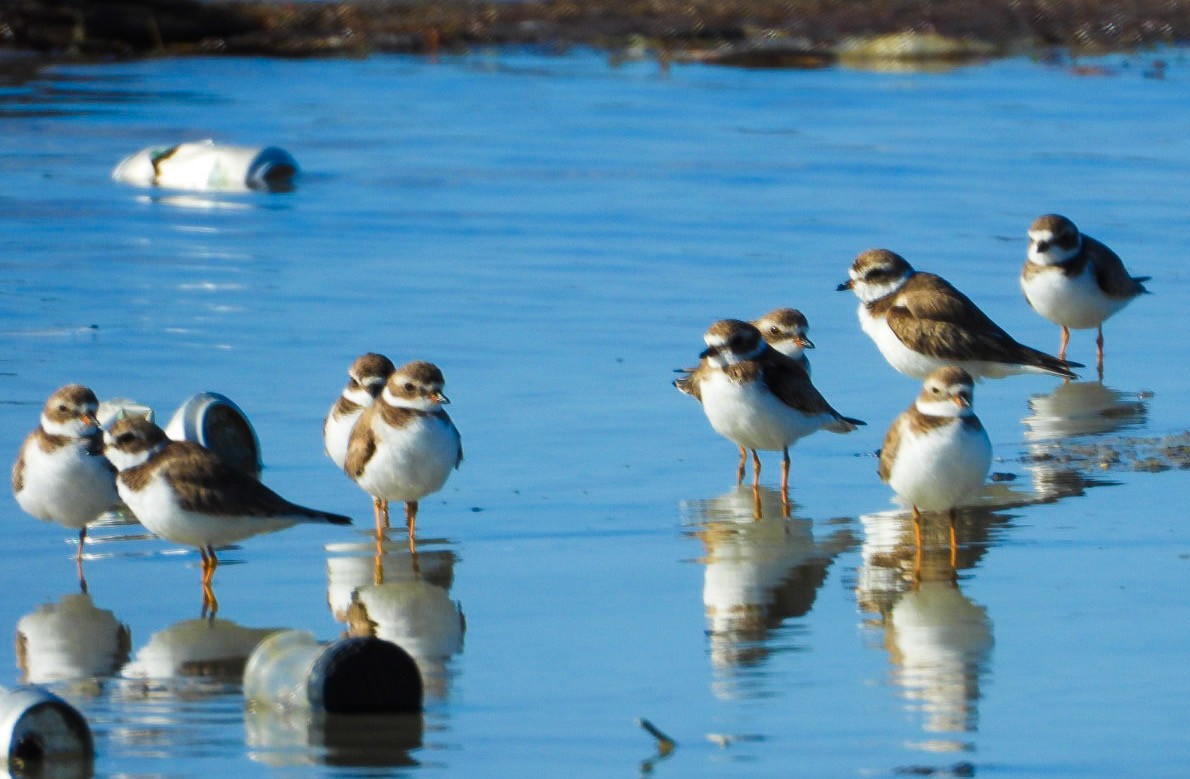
[854,274,909,304]
[915,398,971,419]
[1027,231,1082,266]
[41,413,95,439]
[105,441,164,471]
[381,386,439,413]
[343,385,375,406]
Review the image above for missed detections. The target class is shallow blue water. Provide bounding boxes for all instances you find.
[0,48,1187,777]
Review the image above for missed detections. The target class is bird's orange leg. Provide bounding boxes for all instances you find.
[372,497,390,533]
[948,509,959,570]
[1059,326,1070,361]
[1096,326,1105,378]
[75,528,87,593]
[911,506,923,581]
[736,447,747,486]
[200,546,219,616]
[751,450,762,490]
[405,501,419,554]
[780,447,791,512]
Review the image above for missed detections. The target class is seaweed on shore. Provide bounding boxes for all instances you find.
[1,0,1186,63]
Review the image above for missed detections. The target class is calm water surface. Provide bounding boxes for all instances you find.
[0,49,1187,777]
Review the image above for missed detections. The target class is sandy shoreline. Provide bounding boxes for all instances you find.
[2,0,1186,66]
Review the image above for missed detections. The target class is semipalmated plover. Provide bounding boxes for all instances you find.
[675,319,864,503]
[878,367,991,553]
[344,361,463,545]
[12,385,119,570]
[104,416,351,613]
[324,352,396,469]
[752,308,814,371]
[839,249,1080,380]
[1021,214,1149,375]
[676,308,816,486]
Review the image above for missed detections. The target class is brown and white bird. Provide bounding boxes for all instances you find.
[839,249,1080,380]
[12,384,119,570]
[878,367,992,552]
[104,416,351,613]
[752,308,814,371]
[674,319,863,503]
[344,361,463,544]
[323,353,396,469]
[1021,214,1149,375]
[677,309,816,486]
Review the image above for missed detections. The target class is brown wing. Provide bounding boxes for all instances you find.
[11,439,27,493]
[877,411,908,482]
[887,274,1074,373]
[890,273,1014,341]
[162,441,340,520]
[1083,235,1148,299]
[759,351,861,431]
[344,407,379,479]
[673,361,710,401]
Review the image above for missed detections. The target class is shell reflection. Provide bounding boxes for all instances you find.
[246,709,423,768]
[326,537,465,699]
[857,509,1001,750]
[682,486,855,697]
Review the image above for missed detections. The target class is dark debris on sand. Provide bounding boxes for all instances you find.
[1,0,1188,65]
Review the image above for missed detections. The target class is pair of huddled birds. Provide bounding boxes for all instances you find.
[675,214,1149,542]
[12,213,1147,599]
[12,359,460,608]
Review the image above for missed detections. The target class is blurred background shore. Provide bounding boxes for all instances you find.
[3,0,1187,66]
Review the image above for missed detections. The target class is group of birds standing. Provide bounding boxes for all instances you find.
[10,212,1147,609]
[12,358,462,612]
[675,213,1149,554]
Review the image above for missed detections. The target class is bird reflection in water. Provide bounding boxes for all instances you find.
[681,486,855,697]
[117,614,283,699]
[1020,381,1148,503]
[1024,381,1148,442]
[15,588,131,696]
[857,509,1004,754]
[326,533,464,700]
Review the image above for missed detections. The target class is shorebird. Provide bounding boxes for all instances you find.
[675,319,863,504]
[839,249,1080,380]
[1021,214,1149,376]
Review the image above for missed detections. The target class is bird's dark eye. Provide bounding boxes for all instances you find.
[116,432,136,445]
[58,404,69,413]
[769,326,780,335]
[931,387,941,394]
[404,382,415,392]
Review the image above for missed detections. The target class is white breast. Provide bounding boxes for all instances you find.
[858,304,1047,379]
[1021,263,1129,329]
[858,305,950,379]
[15,439,118,528]
[324,405,363,469]
[886,419,991,512]
[354,415,460,502]
[698,372,835,451]
[117,470,292,549]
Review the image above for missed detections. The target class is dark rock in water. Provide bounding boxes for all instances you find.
[1,0,261,56]
[0,0,1187,62]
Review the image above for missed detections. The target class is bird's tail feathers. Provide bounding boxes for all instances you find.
[827,415,865,433]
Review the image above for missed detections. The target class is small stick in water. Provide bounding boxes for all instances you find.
[636,718,676,755]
